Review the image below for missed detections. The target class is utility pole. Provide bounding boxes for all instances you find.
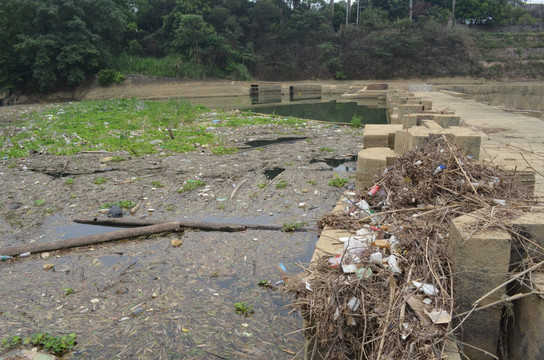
[346,0,351,26]
[357,0,360,25]
[409,0,413,20]
[452,0,456,24]
[331,0,334,25]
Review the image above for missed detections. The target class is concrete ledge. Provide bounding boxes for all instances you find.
[438,127,481,159]
[404,113,461,129]
[363,124,403,149]
[448,211,512,360]
[356,147,398,190]
[508,273,544,360]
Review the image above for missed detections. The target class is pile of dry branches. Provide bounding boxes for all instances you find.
[285,136,539,360]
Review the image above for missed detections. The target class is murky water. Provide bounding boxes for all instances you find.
[248,99,387,124]
[184,94,386,124]
[440,84,544,119]
[245,137,307,148]
[0,213,318,359]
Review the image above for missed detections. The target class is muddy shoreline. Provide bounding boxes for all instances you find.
[0,103,363,359]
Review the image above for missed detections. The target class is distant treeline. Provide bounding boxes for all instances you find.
[0,0,540,92]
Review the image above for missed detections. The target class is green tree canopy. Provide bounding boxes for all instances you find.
[456,0,511,24]
[0,0,125,92]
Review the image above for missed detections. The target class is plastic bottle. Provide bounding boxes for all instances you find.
[0,255,13,261]
[433,165,446,175]
[368,185,380,197]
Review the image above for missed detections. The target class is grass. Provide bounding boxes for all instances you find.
[257,182,267,188]
[34,199,45,206]
[0,98,211,158]
[211,146,239,155]
[94,177,108,185]
[320,147,335,152]
[281,221,308,232]
[100,200,136,209]
[112,54,208,79]
[64,178,75,185]
[275,180,287,189]
[328,174,348,188]
[63,287,75,296]
[151,180,165,188]
[0,98,310,159]
[110,155,126,162]
[307,179,317,185]
[1,333,76,357]
[221,114,304,127]
[0,98,309,159]
[234,302,254,317]
[178,179,206,193]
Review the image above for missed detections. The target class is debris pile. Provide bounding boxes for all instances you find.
[284,136,537,359]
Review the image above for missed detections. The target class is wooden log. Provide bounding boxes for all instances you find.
[0,222,180,257]
[74,217,247,232]
[73,217,314,232]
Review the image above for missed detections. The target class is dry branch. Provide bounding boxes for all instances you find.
[283,136,538,360]
[73,217,315,232]
[0,222,180,256]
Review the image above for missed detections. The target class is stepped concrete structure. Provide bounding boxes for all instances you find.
[308,85,543,360]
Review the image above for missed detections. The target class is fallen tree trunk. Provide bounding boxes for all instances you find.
[74,217,247,232]
[73,217,314,232]
[0,222,180,257]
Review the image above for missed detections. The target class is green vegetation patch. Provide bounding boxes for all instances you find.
[234,302,254,317]
[1,332,77,357]
[100,200,136,209]
[0,99,304,159]
[222,115,304,127]
[328,174,349,188]
[211,146,239,155]
[0,98,211,158]
[281,221,308,232]
[178,179,206,193]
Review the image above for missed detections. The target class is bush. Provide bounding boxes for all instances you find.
[97,69,125,86]
[226,62,251,81]
[335,71,347,80]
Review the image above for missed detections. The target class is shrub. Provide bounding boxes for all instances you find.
[97,69,125,86]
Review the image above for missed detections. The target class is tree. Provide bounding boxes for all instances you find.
[171,14,217,63]
[456,0,512,24]
[0,0,125,92]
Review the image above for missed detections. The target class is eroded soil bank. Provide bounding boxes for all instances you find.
[0,102,362,359]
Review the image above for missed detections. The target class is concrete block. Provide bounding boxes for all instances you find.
[432,114,460,128]
[356,147,397,190]
[448,211,512,360]
[398,104,425,120]
[421,120,444,133]
[404,114,461,129]
[363,124,403,149]
[439,127,481,159]
[394,130,410,154]
[421,100,433,111]
[403,114,420,129]
[393,125,439,154]
[510,210,544,264]
[507,170,535,196]
[508,273,544,360]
